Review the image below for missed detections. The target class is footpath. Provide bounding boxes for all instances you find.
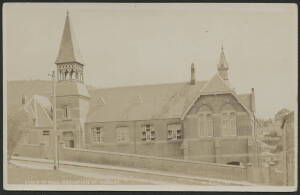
[11,155,257,186]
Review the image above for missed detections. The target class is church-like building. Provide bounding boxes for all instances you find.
[20,12,258,165]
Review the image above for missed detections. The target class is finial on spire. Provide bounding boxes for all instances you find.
[221,41,224,51]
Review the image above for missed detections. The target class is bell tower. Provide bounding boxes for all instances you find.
[55,11,90,148]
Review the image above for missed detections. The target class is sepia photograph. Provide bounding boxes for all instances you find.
[3,3,298,191]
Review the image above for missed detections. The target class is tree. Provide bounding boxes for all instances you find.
[275,108,290,121]
[7,108,32,161]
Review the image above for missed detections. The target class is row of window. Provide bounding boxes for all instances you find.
[91,113,238,145]
[199,112,237,137]
[91,124,183,144]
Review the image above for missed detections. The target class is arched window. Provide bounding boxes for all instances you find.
[64,71,68,80]
[221,108,237,136]
[199,113,214,137]
[70,70,74,80]
[198,105,214,137]
[61,71,65,80]
[207,114,214,137]
[75,71,78,80]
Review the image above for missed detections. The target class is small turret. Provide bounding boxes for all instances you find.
[217,45,229,85]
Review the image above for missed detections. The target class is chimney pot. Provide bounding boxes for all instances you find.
[190,63,195,85]
[250,88,256,112]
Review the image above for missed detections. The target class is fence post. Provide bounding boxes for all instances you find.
[58,141,65,162]
[39,143,45,159]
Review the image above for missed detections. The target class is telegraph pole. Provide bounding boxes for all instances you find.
[49,70,58,170]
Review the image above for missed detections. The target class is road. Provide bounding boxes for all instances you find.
[7,159,233,185]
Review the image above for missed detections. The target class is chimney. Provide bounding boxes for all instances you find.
[190,63,195,85]
[22,94,26,105]
[250,88,256,112]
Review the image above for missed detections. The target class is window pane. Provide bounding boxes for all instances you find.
[117,126,129,142]
[92,127,103,143]
[167,124,181,140]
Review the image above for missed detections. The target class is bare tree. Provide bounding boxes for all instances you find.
[7,108,32,161]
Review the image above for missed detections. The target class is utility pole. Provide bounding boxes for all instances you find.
[49,70,58,170]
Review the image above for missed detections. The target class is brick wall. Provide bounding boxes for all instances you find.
[186,138,215,162]
[59,145,248,182]
[14,144,43,158]
[85,118,184,158]
[183,93,253,164]
[184,137,249,164]
[215,137,249,164]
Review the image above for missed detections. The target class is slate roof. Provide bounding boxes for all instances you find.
[23,95,53,127]
[86,75,253,123]
[55,12,84,65]
[237,93,252,113]
[7,76,253,124]
[87,81,207,123]
[200,73,232,94]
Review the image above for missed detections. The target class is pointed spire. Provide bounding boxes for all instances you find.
[217,44,229,83]
[218,44,228,70]
[55,11,84,65]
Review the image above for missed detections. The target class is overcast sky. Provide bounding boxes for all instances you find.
[4,3,298,119]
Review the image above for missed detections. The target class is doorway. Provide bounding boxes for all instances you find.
[63,131,74,148]
[65,140,74,148]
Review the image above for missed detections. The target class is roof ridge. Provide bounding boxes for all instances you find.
[89,80,208,92]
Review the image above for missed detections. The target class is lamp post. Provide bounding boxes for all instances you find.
[49,70,58,170]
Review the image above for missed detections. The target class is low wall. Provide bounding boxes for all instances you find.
[87,141,183,159]
[59,144,248,182]
[13,144,42,158]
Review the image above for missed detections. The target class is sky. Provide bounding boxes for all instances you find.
[3,3,298,119]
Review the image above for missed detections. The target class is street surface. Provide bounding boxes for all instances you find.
[7,159,235,185]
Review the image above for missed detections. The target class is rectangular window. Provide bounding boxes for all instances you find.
[91,127,103,144]
[116,126,129,143]
[167,124,182,140]
[142,124,155,142]
[42,130,49,136]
